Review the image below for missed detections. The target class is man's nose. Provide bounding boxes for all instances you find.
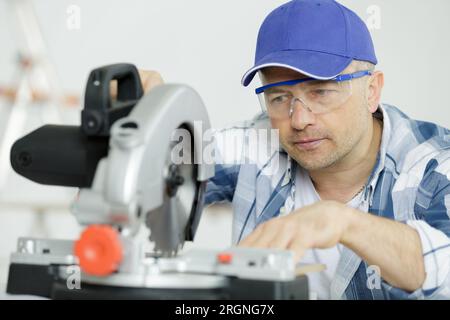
[290,99,316,130]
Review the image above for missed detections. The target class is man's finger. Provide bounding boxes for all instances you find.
[288,239,307,263]
[268,228,294,250]
[238,224,265,247]
[139,70,164,93]
[239,220,284,248]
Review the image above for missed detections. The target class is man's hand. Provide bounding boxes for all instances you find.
[138,70,164,93]
[238,200,426,291]
[238,200,352,261]
[110,69,164,97]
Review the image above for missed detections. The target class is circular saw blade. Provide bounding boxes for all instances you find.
[146,131,198,256]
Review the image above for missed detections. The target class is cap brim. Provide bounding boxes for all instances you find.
[241,50,353,86]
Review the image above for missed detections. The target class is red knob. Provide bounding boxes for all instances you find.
[74,225,123,276]
[217,252,233,264]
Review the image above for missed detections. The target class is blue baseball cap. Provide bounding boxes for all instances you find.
[241,0,377,86]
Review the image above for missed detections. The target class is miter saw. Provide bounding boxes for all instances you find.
[5,63,309,299]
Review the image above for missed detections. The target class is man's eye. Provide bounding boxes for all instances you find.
[270,95,289,104]
[312,89,331,97]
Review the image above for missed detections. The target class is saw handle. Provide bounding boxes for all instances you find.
[82,63,144,137]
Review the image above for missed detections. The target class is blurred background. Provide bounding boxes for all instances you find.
[0,0,449,288]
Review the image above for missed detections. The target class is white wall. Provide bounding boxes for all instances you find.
[1,0,449,287]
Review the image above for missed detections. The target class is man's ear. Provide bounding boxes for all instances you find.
[366,71,384,113]
[258,70,267,85]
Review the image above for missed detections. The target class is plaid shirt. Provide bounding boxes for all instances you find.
[204,103,450,300]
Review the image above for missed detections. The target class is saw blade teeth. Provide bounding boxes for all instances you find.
[150,245,178,258]
[144,141,198,258]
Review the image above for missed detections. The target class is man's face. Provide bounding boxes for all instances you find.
[260,63,372,171]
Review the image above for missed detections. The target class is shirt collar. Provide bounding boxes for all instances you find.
[363,104,392,202]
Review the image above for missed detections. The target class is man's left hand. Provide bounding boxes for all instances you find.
[238,200,354,262]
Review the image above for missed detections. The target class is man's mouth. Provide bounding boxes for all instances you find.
[292,138,326,151]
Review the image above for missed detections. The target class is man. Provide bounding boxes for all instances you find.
[140,0,450,299]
